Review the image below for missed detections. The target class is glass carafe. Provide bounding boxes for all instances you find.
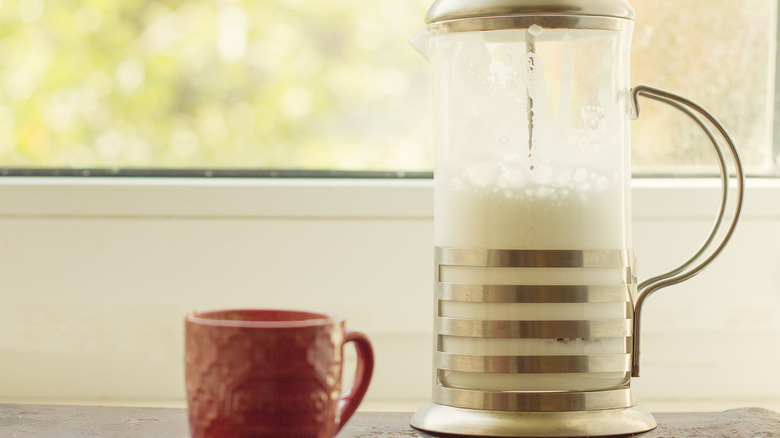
[410,1,744,436]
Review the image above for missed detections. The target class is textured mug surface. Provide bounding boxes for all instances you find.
[185,309,374,438]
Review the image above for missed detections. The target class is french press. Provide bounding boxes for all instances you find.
[410,0,745,436]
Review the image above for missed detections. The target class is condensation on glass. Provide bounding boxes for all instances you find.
[630,0,776,175]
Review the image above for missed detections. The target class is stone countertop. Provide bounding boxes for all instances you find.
[1,404,779,437]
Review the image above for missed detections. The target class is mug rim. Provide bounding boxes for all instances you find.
[186,308,345,329]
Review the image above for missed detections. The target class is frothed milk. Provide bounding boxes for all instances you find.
[435,161,631,391]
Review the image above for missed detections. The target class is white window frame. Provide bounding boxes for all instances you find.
[0,175,773,219]
[1,176,779,411]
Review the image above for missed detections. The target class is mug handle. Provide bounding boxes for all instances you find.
[336,329,375,433]
[629,85,745,377]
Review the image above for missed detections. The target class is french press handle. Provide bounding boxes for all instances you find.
[629,85,745,377]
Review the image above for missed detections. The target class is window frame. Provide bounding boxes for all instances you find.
[0,175,774,219]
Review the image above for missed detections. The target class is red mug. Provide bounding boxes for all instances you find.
[185,309,374,438]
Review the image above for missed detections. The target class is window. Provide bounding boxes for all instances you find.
[0,0,432,171]
[630,0,776,175]
[0,0,776,175]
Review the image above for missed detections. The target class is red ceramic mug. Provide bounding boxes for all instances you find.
[185,309,374,438]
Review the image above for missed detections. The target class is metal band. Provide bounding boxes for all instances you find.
[429,15,628,34]
[437,284,631,303]
[433,384,635,412]
[438,301,634,319]
[437,318,632,338]
[437,247,631,269]
[436,335,634,354]
[437,353,631,374]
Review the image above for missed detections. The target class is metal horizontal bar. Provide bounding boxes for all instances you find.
[436,284,631,303]
[433,384,635,412]
[436,318,632,338]
[437,301,633,320]
[437,247,631,269]
[436,353,632,374]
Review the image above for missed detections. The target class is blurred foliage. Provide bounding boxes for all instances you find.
[0,0,433,170]
[0,0,775,173]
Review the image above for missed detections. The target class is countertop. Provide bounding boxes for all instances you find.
[1,404,779,437]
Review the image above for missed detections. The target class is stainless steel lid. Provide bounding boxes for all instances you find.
[426,0,635,24]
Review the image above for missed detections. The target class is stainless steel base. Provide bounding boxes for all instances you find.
[410,403,657,437]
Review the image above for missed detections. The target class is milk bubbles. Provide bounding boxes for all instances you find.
[449,157,615,205]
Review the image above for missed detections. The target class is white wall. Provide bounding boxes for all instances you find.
[0,177,778,413]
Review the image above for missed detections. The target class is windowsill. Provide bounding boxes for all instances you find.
[0,176,774,219]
